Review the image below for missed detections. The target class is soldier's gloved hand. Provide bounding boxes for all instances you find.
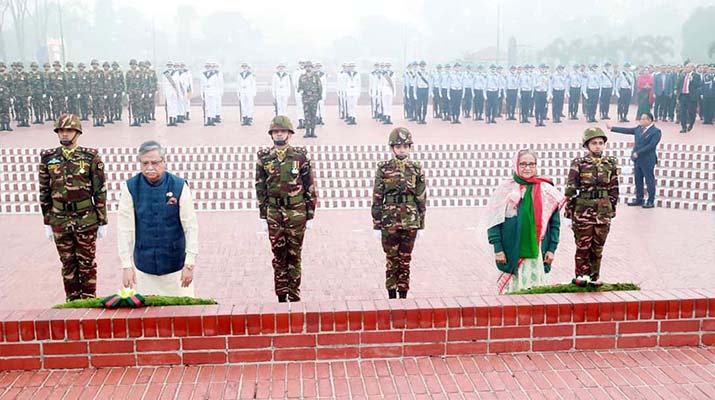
[97,225,108,240]
[77,94,80,99]
[564,218,572,228]
[64,96,68,101]
[259,220,268,233]
[373,229,382,240]
[141,94,145,99]
[44,225,54,241]
[42,94,46,98]
[305,220,314,230]
[416,230,423,239]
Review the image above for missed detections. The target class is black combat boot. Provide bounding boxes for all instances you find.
[297,119,305,129]
[168,117,177,127]
[278,294,287,303]
[248,117,253,126]
[215,115,221,123]
[388,289,397,299]
[398,291,408,299]
[130,118,140,127]
[185,112,190,121]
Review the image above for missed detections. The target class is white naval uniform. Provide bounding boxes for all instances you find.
[345,71,361,119]
[162,70,180,118]
[237,70,257,118]
[200,69,221,119]
[272,71,291,116]
[380,70,396,118]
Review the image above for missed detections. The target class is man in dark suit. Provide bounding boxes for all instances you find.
[606,112,662,208]
[676,63,702,132]
[653,65,674,122]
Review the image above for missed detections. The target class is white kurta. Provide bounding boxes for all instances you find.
[117,179,199,297]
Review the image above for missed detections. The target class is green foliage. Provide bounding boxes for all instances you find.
[54,296,217,309]
[507,282,640,295]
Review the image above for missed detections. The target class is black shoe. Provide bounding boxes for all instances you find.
[278,294,287,303]
[388,289,397,299]
[642,203,654,209]
[398,291,407,299]
[627,199,643,206]
[623,119,629,122]
[130,119,141,127]
[185,112,190,121]
[679,129,687,133]
[687,125,693,132]
[602,116,610,120]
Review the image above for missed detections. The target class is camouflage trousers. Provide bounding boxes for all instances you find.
[52,226,99,301]
[572,222,610,281]
[31,94,44,121]
[78,95,90,118]
[13,98,29,122]
[110,93,122,119]
[92,95,106,119]
[302,98,319,129]
[143,94,155,119]
[267,204,307,301]
[0,98,10,123]
[129,92,143,120]
[67,96,80,116]
[381,228,418,292]
[50,94,66,119]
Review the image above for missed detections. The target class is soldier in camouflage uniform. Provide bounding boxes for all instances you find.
[255,115,317,303]
[11,62,31,127]
[144,61,158,122]
[297,61,323,138]
[76,63,91,121]
[564,127,619,287]
[125,59,144,127]
[39,114,108,301]
[0,80,12,131]
[64,62,80,116]
[371,127,427,299]
[28,62,46,124]
[42,62,53,121]
[110,61,125,121]
[88,60,106,127]
[101,62,115,124]
[47,61,67,120]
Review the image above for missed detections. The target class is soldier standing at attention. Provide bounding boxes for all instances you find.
[550,65,567,123]
[28,62,45,124]
[0,79,12,131]
[88,60,105,127]
[65,62,80,117]
[297,61,323,138]
[125,59,143,127]
[144,61,159,122]
[255,116,317,303]
[39,114,107,301]
[583,64,601,123]
[42,62,53,121]
[47,61,66,120]
[238,62,257,126]
[568,64,583,120]
[372,127,426,299]
[101,62,115,124]
[77,63,91,121]
[110,62,125,122]
[12,62,31,127]
[564,128,619,288]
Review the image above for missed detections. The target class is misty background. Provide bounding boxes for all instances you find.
[1,0,714,72]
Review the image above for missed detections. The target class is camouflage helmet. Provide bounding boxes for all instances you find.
[30,61,38,68]
[582,127,608,148]
[65,61,73,68]
[52,60,61,67]
[129,59,137,65]
[268,115,294,135]
[43,62,51,68]
[78,62,86,68]
[102,61,110,67]
[90,59,99,66]
[53,114,83,134]
[111,61,119,67]
[388,127,414,146]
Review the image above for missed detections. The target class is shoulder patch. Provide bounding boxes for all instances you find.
[257,148,271,158]
[80,147,98,155]
[40,148,57,158]
[377,160,388,168]
[410,160,422,169]
[292,146,307,154]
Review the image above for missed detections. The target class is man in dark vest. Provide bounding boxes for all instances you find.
[117,140,199,296]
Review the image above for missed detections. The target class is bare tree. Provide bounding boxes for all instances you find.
[9,0,29,60]
[0,0,10,60]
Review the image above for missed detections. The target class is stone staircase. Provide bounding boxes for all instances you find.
[1,142,713,214]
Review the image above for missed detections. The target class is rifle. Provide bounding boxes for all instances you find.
[202,94,206,125]
[273,99,277,116]
[127,95,132,122]
[164,99,168,125]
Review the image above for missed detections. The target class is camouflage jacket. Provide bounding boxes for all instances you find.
[298,72,323,101]
[77,71,91,95]
[145,69,158,93]
[39,146,108,232]
[65,71,79,95]
[88,69,105,95]
[0,72,12,92]
[125,69,143,95]
[47,71,66,94]
[103,70,115,96]
[254,145,317,220]
[111,70,125,93]
[12,71,31,97]
[371,158,427,230]
[564,154,619,225]
[27,71,45,95]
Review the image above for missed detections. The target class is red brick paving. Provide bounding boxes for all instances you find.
[0,207,713,310]
[0,105,713,149]
[1,348,715,399]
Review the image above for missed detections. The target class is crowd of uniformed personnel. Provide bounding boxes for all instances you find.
[400,61,715,129]
[0,59,158,131]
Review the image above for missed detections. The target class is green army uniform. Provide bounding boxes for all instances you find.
[125,60,144,126]
[297,62,323,137]
[255,116,317,302]
[42,63,53,121]
[143,61,158,122]
[564,128,620,285]
[27,62,46,124]
[64,62,80,116]
[39,114,108,301]
[88,60,106,126]
[110,62,125,121]
[101,62,116,124]
[12,63,31,127]
[0,82,12,131]
[76,63,91,121]
[47,61,67,120]
[371,127,427,299]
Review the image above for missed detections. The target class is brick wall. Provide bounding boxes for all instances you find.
[1,289,714,371]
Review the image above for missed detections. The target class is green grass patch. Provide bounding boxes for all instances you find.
[507,282,640,295]
[53,296,217,309]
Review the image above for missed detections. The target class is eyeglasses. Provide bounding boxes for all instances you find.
[140,160,164,168]
[519,162,537,168]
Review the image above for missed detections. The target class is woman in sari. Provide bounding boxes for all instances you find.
[636,66,655,118]
[486,149,566,294]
